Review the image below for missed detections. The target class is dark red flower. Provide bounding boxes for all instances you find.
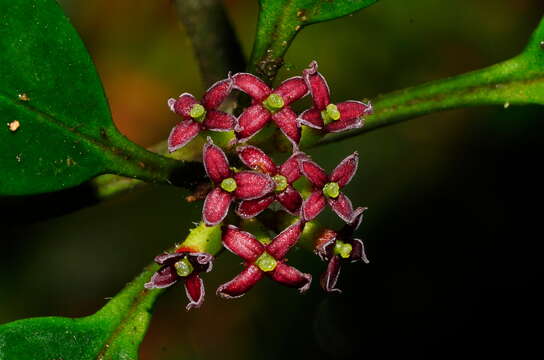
[315,207,369,293]
[235,145,308,218]
[299,152,360,223]
[298,61,372,132]
[168,78,235,152]
[145,251,214,310]
[202,138,275,226]
[232,73,308,146]
[217,221,312,298]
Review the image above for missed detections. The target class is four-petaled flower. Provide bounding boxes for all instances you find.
[145,251,214,310]
[298,61,372,132]
[300,152,360,223]
[202,138,275,226]
[168,78,235,152]
[314,207,369,293]
[236,145,308,218]
[217,221,312,298]
[232,73,308,146]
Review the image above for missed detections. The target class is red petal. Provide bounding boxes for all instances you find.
[330,152,358,188]
[202,78,233,109]
[349,238,369,264]
[301,190,327,221]
[328,192,354,223]
[314,229,337,262]
[268,263,312,293]
[186,252,215,273]
[325,117,363,133]
[222,224,265,261]
[154,252,185,265]
[203,138,231,184]
[349,206,367,231]
[272,76,308,105]
[236,195,275,219]
[276,185,303,215]
[184,274,205,310]
[337,100,372,121]
[216,264,264,299]
[144,265,178,289]
[320,256,342,294]
[303,61,330,110]
[233,171,275,200]
[298,108,324,129]
[202,188,233,226]
[267,220,304,259]
[271,107,300,145]
[279,151,308,183]
[203,110,235,131]
[237,145,276,174]
[168,120,201,152]
[169,93,199,117]
[232,72,271,102]
[235,104,271,141]
[300,159,328,188]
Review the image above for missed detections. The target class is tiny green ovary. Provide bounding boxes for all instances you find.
[334,241,353,259]
[190,104,207,122]
[255,252,277,272]
[220,177,237,192]
[321,103,341,124]
[263,94,285,112]
[273,174,288,192]
[323,182,340,198]
[175,257,194,277]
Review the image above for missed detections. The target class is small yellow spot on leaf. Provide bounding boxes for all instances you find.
[8,120,20,132]
[18,93,30,101]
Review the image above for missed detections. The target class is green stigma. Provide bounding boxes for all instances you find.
[263,94,285,112]
[174,257,194,277]
[273,174,288,192]
[334,241,353,259]
[321,103,341,124]
[323,182,340,198]
[189,104,206,122]
[255,252,277,272]
[220,177,237,192]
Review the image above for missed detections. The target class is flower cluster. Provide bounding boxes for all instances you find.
[147,61,371,309]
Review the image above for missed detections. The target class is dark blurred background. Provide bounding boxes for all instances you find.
[2,0,544,359]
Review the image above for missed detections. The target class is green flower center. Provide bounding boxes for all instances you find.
[220,177,237,192]
[263,94,285,113]
[321,103,341,124]
[323,182,340,198]
[174,257,194,277]
[255,252,277,272]
[189,104,206,122]
[273,174,288,192]
[334,241,353,259]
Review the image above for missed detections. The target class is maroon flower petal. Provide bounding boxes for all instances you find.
[222,225,265,261]
[325,117,363,133]
[203,110,235,131]
[267,220,304,259]
[298,108,324,129]
[337,100,372,121]
[268,263,312,293]
[301,190,327,221]
[235,104,271,141]
[349,238,370,264]
[279,151,308,183]
[320,256,342,294]
[203,187,233,226]
[276,185,303,215]
[328,192,355,223]
[168,93,199,117]
[168,120,201,152]
[237,145,276,174]
[232,72,271,102]
[217,264,264,299]
[154,252,185,265]
[236,195,275,219]
[202,78,233,110]
[233,171,275,200]
[271,107,300,145]
[144,265,178,289]
[272,76,308,105]
[203,138,231,184]
[303,61,330,111]
[299,159,328,188]
[330,152,359,188]
[186,252,214,273]
[184,273,206,310]
[349,206,367,231]
[314,229,337,262]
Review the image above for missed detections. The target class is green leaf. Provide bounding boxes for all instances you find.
[248,0,378,82]
[0,263,164,360]
[0,0,197,196]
